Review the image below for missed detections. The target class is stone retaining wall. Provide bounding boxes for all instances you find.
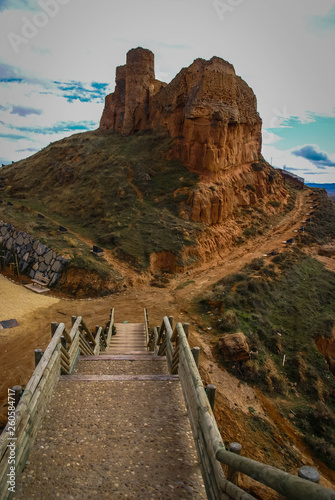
[0,221,69,286]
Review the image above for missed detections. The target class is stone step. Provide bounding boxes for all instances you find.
[82,355,165,361]
[74,356,170,376]
[60,374,179,382]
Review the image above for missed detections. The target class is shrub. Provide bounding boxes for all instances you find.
[220,310,239,332]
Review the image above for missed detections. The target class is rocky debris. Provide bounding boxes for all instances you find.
[0,221,69,285]
[100,47,262,175]
[219,332,250,362]
[318,243,335,258]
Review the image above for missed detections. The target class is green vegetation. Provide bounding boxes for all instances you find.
[302,188,335,244]
[175,280,195,290]
[294,402,335,469]
[198,249,335,468]
[1,130,202,269]
[0,202,119,282]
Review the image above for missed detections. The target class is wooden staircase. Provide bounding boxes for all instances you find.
[13,317,206,499]
[107,322,147,354]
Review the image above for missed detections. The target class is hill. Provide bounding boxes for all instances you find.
[0,48,290,292]
[307,183,335,200]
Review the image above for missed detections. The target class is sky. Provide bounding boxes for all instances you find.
[0,0,334,184]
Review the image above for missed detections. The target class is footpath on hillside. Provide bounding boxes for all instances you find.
[14,322,206,500]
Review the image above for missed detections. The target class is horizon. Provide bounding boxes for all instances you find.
[0,0,334,183]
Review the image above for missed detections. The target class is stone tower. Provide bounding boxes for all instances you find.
[122,47,156,134]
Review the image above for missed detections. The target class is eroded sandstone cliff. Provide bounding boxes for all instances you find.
[100,47,262,175]
[100,48,287,235]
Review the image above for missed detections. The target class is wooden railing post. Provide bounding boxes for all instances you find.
[298,467,320,484]
[227,442,242,486]
[12,385,22,408]
[206,384,216,411]
[34,349,43,367]
[168,316,174,329]
[192,346,200,368]
[51,322,58,338]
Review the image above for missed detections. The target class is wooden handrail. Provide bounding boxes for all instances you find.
[151,319,335,500]
[0,308,113,500]
[144,308,150,349]
[215,448,335,500]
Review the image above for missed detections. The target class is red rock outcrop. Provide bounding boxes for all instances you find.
[100,48,288,248]
[100,48,262,175]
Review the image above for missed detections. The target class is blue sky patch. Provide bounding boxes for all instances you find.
[313,4,335,31]
[267,114,335,154]
[0,0,36,12]
[8,120,98,136]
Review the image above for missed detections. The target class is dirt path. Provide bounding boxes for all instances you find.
[171,189,307,301]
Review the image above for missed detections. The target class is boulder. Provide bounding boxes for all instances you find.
[219,332,250,362]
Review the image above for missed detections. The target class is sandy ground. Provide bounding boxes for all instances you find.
[0,274,59,322]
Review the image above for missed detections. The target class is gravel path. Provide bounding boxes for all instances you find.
[14,349,206,500]
[73,360,170,376]
[15,380,205,500]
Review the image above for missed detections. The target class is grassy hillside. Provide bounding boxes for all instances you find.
[0,130,202,269]
[198,248,335,468]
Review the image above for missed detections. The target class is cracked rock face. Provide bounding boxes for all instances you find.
[100,47,262,175]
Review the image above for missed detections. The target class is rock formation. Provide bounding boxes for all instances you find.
[219,333,250,362]
[100,47,262,175]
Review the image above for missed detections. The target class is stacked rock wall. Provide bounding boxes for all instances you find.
[0,221,69,286]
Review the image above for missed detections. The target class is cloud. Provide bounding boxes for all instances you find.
[54,80,110,103]
[0,0,36,12]
[0,132,28,140]
[292,145,335,169]
[11,105,42,117]
[313,4,335,31]
[4,120,98,138]
[0,62,23,81]
[16,147,38,153]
